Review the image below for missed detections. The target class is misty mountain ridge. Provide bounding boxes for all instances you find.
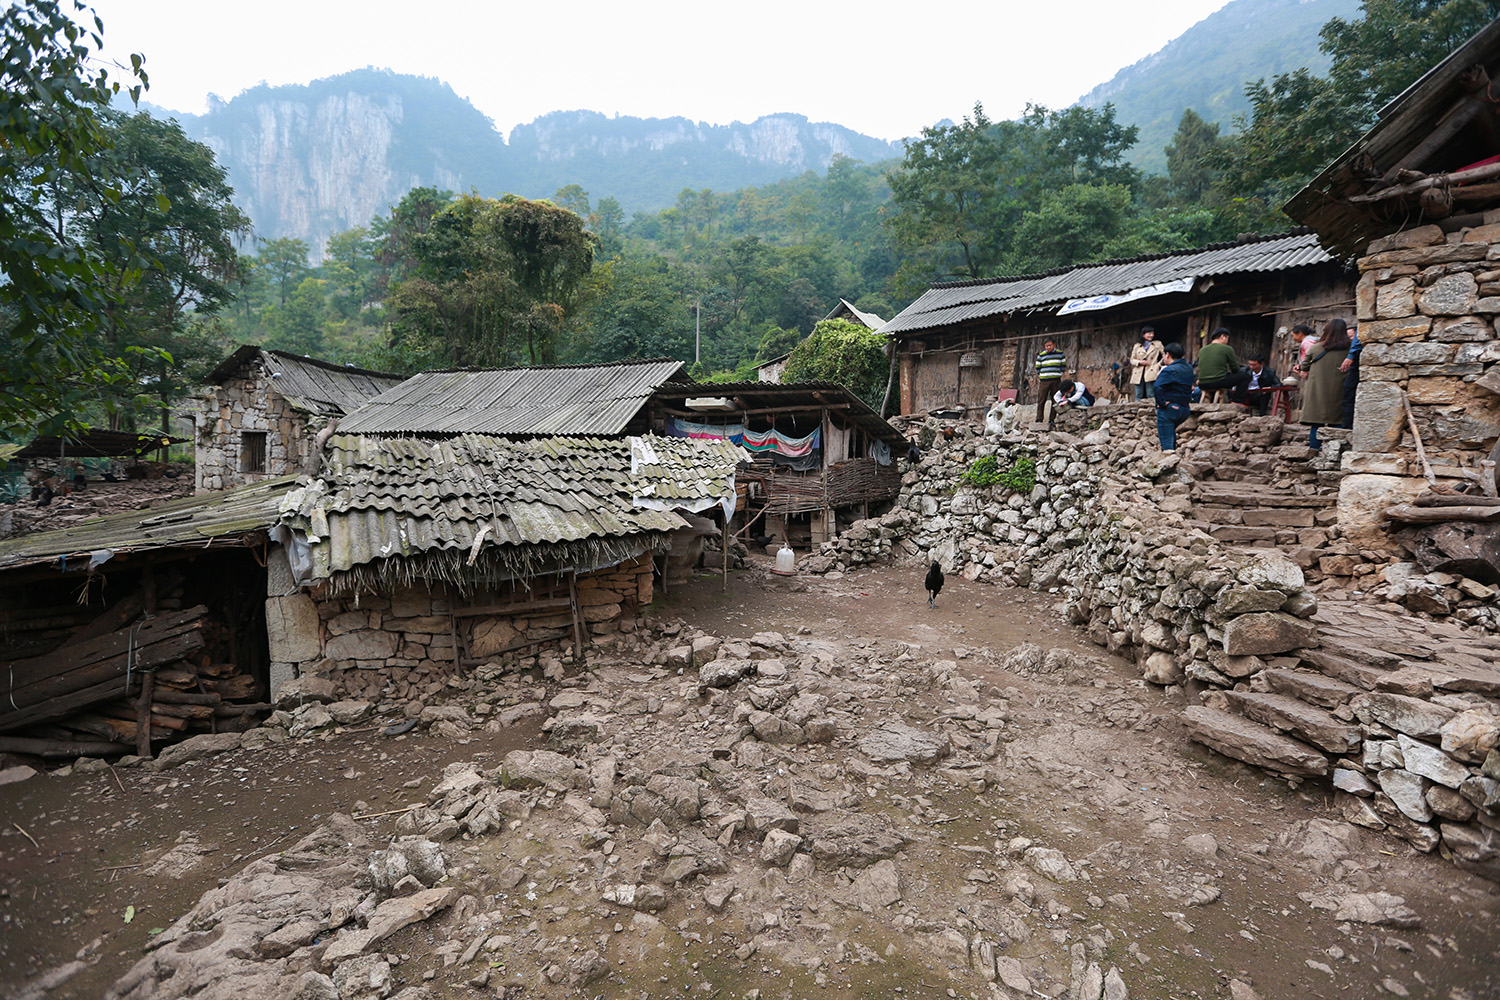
[133,0,1356,253]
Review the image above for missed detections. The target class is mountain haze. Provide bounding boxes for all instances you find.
[1077,0,1362,173]
[150,69,901,256]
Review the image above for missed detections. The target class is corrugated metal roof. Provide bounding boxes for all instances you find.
[337,359,688,436]
[0,476,296,571]
[649,381,908,450]
[206,347,404,416]
[1284,18,1500,257]
[880,231,1335,337]
[282,433,745,580]
[824,299,887,330]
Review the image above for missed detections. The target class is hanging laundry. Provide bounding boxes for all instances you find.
[668,418,820,458]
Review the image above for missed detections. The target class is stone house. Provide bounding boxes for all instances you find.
[1283,16,1500,553]
[194,347,403,492]
[880,232,1355,416]
[0,432,745,754]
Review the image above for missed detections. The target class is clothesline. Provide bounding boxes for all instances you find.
[667,418,821,458]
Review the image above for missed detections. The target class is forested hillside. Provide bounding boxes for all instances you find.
[1078,0,1363,174]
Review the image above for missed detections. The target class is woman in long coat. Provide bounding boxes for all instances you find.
[1299,318,1351,450]
[1129,327,1164,400]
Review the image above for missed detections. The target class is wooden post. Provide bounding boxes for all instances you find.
[721,509,728,593]
[135,670,154,759]
[567,571,587,666]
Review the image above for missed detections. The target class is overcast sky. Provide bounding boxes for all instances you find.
[85,0,1232,141]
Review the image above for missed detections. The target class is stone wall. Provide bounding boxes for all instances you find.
[1343,220,1500,544]
[810,411,1323,687]
[264,547,654,703]
[194,366,321,492]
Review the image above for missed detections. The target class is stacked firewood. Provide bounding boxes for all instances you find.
[0,598,266,760]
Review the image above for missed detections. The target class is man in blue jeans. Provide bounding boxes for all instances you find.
[1154,342,1195,450]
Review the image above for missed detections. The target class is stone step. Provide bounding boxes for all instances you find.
[1194,505,1317,527]
[1181,706,1329,778]
[1208,525,1285,543]
[1299,647,1390,690]
[1224,690,1363,754]
[1192,484,1335,508]
[1263,668,1362,709]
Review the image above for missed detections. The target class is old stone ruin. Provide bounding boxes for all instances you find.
[808,405,1500,880]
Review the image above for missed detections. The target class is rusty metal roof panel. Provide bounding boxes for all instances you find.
[881,231,1335,336]
[338,359,687,435]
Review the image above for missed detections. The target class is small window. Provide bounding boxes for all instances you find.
[241,431,267,473]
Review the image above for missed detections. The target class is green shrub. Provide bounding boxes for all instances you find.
[959,455,1035,493]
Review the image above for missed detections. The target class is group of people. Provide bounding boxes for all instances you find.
[1031,319,1362,452]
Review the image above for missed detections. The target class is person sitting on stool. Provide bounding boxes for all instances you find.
[1244,356,1281,416]
[1196,328,1252,403]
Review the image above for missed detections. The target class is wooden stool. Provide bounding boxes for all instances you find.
[1201,388,1228,403]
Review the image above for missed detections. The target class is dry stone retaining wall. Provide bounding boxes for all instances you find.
[1343,220,1500,544]
[811,411,1324,688]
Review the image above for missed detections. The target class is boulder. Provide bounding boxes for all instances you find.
[501,750,578,789]
[1181,706,1328,777]
[1221,612,1318,657]
[1235,552,1305,593]
[699,657,753,688]
[273,675,337,710]
[856,720,951,764]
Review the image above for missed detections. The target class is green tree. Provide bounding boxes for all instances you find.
[553,184,591,220]
[1209,0,1500,228]
[1006,184,1134,274]
[1164,109,1223,205]
[257,236,311,306]
[75,111,249,429]
[0,0,149,435]
[575,254,690,362]
[262,276,330,357]
[781,318,888,410]
[387,193,596,367]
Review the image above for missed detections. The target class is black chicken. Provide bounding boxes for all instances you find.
[925,560,944,609]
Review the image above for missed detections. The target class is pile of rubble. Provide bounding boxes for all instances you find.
[83,627,1160,1000]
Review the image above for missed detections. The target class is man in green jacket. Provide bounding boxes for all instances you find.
[1196,328,1251,403]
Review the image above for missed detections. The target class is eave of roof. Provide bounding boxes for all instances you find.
[880,231,1337,337]
[0,476,296,572]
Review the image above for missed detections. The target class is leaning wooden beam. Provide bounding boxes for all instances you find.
[1413,493,1500,507]
[1350,158,1500,205]
[1386,66,1493,180]
[1401,390,1437,486]
[1384,503,1500,523]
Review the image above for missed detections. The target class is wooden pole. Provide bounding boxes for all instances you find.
[1401,389,1437,485]
[135,670,154,758]
[1350,158,1500,205]
[721,510,728,593]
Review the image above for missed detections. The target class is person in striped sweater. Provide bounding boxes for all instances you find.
[1034,338,1068,424]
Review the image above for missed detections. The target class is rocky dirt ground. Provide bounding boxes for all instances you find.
[3,556,1498,1000]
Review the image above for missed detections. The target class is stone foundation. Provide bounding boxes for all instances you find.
[263,548,654,703]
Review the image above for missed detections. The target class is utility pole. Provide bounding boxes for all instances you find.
[695,299,701,365]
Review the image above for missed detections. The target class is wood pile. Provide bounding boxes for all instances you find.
[0,594,266,760]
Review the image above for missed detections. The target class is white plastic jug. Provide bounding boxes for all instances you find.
[773,544,796,575]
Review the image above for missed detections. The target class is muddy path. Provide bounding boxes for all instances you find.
[2,555,1497,1000]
